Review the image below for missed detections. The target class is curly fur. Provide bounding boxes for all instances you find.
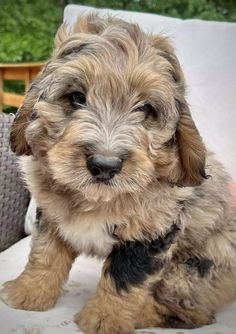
[1,14,236,333]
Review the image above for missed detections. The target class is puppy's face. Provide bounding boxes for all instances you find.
[11,15,206,200]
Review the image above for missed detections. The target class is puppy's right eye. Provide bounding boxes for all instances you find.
[68,91,86,108]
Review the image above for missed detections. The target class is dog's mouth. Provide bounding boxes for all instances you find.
[92,177,112,186]
[81,177,119,202]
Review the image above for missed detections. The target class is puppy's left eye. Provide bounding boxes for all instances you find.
[68,91,86,108]
[135,103,157,119]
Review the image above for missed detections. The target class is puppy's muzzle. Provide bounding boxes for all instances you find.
[87,154,123,184]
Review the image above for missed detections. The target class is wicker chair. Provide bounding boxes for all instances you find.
[0,113,29,251]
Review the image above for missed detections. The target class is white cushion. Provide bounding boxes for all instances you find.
[0,236,236,334]
[24,197,37,235]
[64,5,236,180]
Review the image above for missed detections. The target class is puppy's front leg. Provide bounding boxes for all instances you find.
[75,246,164,333]
[0,222,76,311]
[75,259,145,334]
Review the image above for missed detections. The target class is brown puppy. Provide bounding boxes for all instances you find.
[1,14,236,333]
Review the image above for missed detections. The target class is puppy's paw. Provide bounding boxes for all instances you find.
[0,278,58,311]
[74,304,135,334]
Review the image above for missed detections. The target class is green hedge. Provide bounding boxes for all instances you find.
[0,0,62,63]
[76,0,236,21]
[0,0,61,112]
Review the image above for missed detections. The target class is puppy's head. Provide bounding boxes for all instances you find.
[11,14,206,200]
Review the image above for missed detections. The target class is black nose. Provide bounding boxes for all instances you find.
[87,154,122,182]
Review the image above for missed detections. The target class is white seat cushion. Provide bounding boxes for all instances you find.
[0,236,236,334]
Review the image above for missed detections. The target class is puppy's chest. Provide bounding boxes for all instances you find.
[57,215,117,258]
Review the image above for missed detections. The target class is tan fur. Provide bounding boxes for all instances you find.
[1,14,236,333]
[0,221,75,311]
[176,112,207,186]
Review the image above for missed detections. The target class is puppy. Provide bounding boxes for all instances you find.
[1,14,236,333]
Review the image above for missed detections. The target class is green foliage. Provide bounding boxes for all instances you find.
[0,0,62,63]
[72,0,236,22]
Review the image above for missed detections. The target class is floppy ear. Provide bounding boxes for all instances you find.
[10,92,35,155]
[11,25,69,156]
[10,74,45,156]
[153,35,206,187]
[10,53,54,155]
[175,101,207,187]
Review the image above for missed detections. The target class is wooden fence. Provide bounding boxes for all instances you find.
[0,62,44,112]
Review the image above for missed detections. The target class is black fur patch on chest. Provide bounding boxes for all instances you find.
[108,223,180,291]
[186,256,213,278]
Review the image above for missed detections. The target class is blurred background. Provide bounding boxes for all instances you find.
[0,0,236,113]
